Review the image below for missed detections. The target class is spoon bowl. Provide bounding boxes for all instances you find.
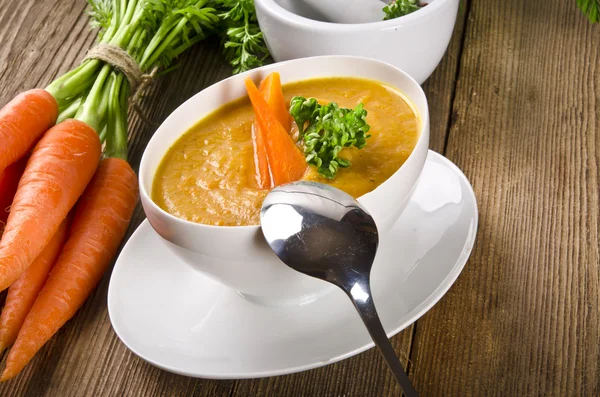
[261,182,378,285]
[261,181,418,396]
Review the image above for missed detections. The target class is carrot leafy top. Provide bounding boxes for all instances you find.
[45,0,269,161]
[289,96,371,180]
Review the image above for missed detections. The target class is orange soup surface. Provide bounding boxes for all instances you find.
[153,77,420,226]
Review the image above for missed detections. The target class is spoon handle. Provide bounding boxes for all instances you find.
[344,279,419,397]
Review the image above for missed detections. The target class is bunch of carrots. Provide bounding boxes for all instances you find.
[0,89,138,380]
[0,0,298,381]
[0,0,304,383]
[0,72,300,382]
[245,73,307,188]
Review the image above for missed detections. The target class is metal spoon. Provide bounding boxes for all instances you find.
[260,181,418,397]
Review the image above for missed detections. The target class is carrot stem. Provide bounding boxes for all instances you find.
[46,60,101,101]
[76,65,111,133]
[57,97,82,123]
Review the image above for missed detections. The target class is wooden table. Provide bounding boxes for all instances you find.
[0,0,598,396]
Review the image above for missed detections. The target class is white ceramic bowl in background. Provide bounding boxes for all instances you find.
[139,56,430,304]
[254,0,459,84]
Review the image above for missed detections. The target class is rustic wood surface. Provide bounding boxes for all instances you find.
[0,0,598,396]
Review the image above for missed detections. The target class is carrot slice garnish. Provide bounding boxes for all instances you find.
[245,78,306,187]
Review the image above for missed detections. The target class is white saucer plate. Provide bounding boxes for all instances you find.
[108,150,478,379]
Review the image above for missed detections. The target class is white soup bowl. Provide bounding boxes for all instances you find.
[139,56,430,304]
[254,0,460,84]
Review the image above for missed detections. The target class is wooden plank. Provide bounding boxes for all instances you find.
[422,2,469,153]
[0,0,96,103]
[408,0,600,395]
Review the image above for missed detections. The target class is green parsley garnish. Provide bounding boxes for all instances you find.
[289,97,371,179]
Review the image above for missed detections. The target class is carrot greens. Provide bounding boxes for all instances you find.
[289,97,371,179]
[214,0,269,73]
[45,0,268,161]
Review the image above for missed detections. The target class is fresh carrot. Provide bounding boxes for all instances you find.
[0,89,58,175]
[0,119,101,292]
[0,158,138,381]
[245,78,307,187]
[0,158,28,226]
[0,219,69,352]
